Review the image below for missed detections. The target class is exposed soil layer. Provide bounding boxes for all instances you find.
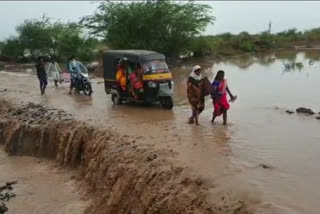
[0,98,251,214]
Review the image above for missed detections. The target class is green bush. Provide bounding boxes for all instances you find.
[239,40,255,52]
[304,28,320,42]
[191,36,213,57]
[276,28,304,42]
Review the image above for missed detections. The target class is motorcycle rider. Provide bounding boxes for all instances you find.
[67,55,88,94]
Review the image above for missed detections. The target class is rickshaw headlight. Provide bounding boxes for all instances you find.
[148,82,157,88]
[169,80,174,89]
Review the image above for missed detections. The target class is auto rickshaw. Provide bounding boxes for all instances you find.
[103,50,174,109]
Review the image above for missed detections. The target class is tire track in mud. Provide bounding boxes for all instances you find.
[0,98,252,214]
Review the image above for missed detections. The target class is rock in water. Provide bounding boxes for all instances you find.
[0,203,8,214]
[316,116,320,120]
[296,107,314,115]
[286,110,294,114]
[259,163,273,169]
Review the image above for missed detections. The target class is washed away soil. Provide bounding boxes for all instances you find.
[0,98,252,214]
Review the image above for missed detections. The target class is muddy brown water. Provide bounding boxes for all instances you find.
[0,147,88,214]
[0,50,320,213]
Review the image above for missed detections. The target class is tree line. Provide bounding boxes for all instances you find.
[0,1,213,62]
[191,27,320,58]
[1,1,320,63]
[0,16,100,62]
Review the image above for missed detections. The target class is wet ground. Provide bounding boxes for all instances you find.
[0,148,88,214]
[0,50,320,213]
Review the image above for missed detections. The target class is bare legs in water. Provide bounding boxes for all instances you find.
[211,109,227,125]
[188,110,199,125]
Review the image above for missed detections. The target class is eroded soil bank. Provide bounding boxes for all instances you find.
[0,98,252,214]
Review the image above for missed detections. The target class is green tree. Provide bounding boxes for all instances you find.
[191,36,213,57]
[16,16,54,57]
[255,32,275,50]
[304,28,320,42]
[80,1,214,56]
[56,23,100,62]
[276,28,303,42]
[1,16,100,62]
[0,36,25,59]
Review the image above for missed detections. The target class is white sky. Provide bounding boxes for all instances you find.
[205,1,320,35]
[0,1,320,40]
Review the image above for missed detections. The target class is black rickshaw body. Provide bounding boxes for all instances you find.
[102,50,174,109]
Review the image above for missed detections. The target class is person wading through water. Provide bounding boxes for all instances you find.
[187,65,205,125]
[47,57,62,87]
[36,56,48,95]
[211,70,237,125]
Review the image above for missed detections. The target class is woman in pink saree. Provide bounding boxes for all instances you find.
[211,70,236,125]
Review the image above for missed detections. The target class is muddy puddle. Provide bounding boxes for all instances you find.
[0,50,320,213]
[0,148,87,214]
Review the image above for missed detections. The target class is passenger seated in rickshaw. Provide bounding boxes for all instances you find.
[116,60,126,91]
[129,64,144,99]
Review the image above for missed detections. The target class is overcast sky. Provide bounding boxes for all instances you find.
[1,1,320,40]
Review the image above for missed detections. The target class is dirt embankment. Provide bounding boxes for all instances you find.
[0,98,252,214]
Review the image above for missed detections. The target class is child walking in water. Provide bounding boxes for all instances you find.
[211,70,236,125]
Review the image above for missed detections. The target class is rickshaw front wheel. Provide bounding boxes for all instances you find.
[161,97,173,110]
[112,93,122,105]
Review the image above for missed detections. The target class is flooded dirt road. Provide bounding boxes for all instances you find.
[1,50,320,213]
[0,148,87,214]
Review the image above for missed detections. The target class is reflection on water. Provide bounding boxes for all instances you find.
[274,50,297,61]
[304,50,320,61]
[225,54,257,69]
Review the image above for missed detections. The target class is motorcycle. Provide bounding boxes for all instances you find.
[73,71,93,96]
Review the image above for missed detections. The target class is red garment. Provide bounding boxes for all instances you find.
[213,79,230,116]
[129,72,143,89]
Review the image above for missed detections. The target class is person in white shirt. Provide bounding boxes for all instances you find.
[46,58,62,87]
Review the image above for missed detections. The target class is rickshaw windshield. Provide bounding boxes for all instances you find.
[142,60,169,74]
